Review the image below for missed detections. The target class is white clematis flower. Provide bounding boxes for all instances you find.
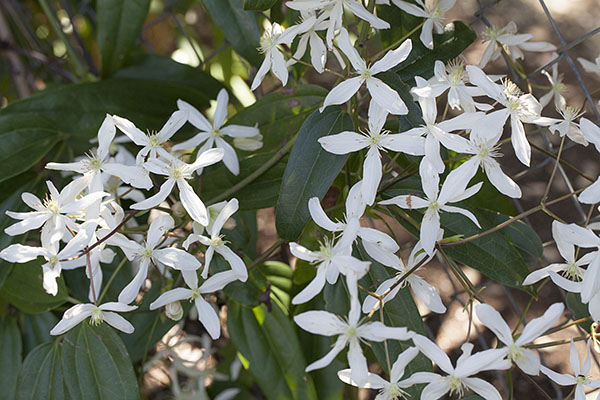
[320,28,412,115]
[4,178,106,245]
[523,221,596,292]
[406,336,510,400]
[476,302,564,375]
[289,238,369,304]
[337,347,421,399]
[183,198,248,281]
[251,20,314,90]
[286,0,390,49]
[362,238,445,314]
[150,270,238,339]
[130,149,224,225]
[546,105,588,146]
[541,340,600,400]
[411,59,493,112]
[307,180,400,266]
[50,300,137,336]
[379,160,482,255]
[539,55,567,110]
[391,0,456,49]
[441,111,522,198]
[105,215,203,305]
[467,65,551,166]
[112,110,188,165]
[46,115,153,192]
[578,118,600,205]
[318,102,424,204]
[479,21,556,68]
[294,295,413,386]
[173,90,261,176]
[0,220,97,296]
[286,13,330,74]
[408,76,484,173]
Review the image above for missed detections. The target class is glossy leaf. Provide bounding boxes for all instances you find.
[276,108,353,241]
[115,55,223,103]
[202,0,262,66]
[0,114,60,183]
[97,0,151,77]
[227,300,318,400]
[243,0,278,10]
[0,79,215,141]
[23,312,59,354]
[566,292,593,332]
[16,342,67,400]
[62,322,138,400]
[0,261,68,314]
[393,21,477,81]
[0,317,22,400]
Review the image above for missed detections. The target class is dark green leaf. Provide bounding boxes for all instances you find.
[97,0,151,77]
[62,322,138,400]
[276,108,353,241]
[393,21,477,82]
[0,79,215,143]
[0,261,68,314]
[382,179,531,288]
[0,114,60,183]
[203,153,288,210]
[202,0,262,66]
[0,317,22,400]
[16,342,67,400]
[227,300,318,400]
[115,55,223,102]
[227,85,327,154]
[566,292,593,331]
[23,312,59,354]
[243,0,278,10]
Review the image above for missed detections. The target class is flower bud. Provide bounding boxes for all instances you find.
[233,134,263,151]
[165,301,184,321]
[172,201,186,218]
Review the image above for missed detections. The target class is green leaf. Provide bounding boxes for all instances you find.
[382,179,532,288]
[23,312,59,354]
[202,153,288,210]
[566,292,593,331]
[115,55,223,101]
[16,342,67,400]
[62,322,138,400]
[227,300,318,400]
[0,79,215,142]
[202,0,262,67]
[97,0,151,77]
[393,21,477,82]
[0,261,68,314]
[227,85,327,154]
[243,0,278,10]
[276,108,353,241]
[0,317,22,400]
[0,114,60,183]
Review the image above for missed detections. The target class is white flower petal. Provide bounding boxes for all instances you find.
[370,39,412,75]
[367,78,408,115]
[50,304,95,335]
[318,132,369,154]
[177,99,212,131]
[305,336,348,372]
[292,265,327,304]
[177,179,208,225]
[195,297,221,339]
[154,248,202,271]
[103,311,135,334]
[462,377,502,400]
[216,245,247,282]
[294,310,346,336]
[475,303,514,345]
[517,302,564,345]
[130,179,175,210]
[412,334,454,374]
[320,77,365,112]
[308,197,341,231]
